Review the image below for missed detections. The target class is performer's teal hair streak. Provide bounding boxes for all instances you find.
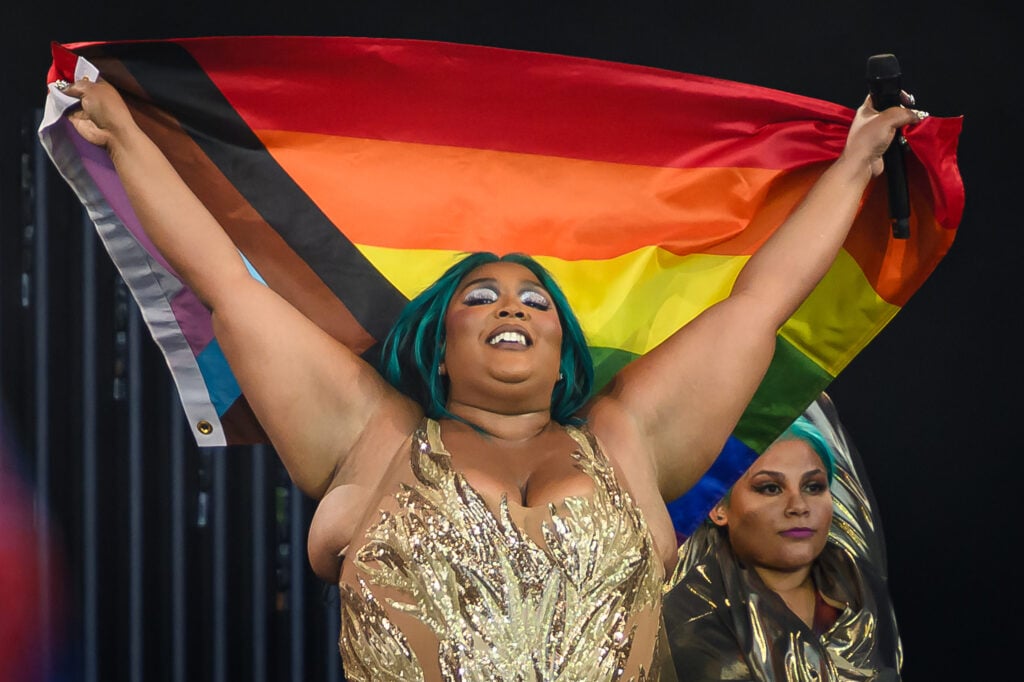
[776,415,836,484]
[379,252,594,425]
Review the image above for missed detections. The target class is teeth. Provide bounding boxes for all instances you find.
[489,331,527,346]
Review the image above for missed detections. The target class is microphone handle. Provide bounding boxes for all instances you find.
[882,136,910,239]
[869,77,911,239]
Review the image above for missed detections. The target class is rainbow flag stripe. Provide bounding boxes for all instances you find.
[40,37,962,527]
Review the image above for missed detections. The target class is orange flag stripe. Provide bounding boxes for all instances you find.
[256,128,788,259]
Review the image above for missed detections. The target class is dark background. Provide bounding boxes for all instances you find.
[2,2,1015,680]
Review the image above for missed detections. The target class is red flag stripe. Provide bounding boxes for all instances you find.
[177,36,852,170]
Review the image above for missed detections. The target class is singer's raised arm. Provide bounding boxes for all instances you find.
[62,77,418,499]
[585,95,923,504]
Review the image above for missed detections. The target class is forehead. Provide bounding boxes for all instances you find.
[749,438,822,474]
[458,261,544,288]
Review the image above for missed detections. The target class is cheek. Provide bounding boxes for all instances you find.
[814,499,834,524]
[445,306,471,328]
[444,308,479,347]
[732,500,772,528]
[805,500,832,553]
[728,507,774,552]
[537,314,564,346]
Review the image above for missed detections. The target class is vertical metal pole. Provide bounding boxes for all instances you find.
[213,448,227,682]
[81,210,99,682]
[170,393,186,682]
[290,482,305,682]
[325,587,341,680]
[252,445,267,682]
[128,302,144,682]
[31,121,52,671]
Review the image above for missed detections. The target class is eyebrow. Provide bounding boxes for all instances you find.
[458,277,497,292]
[749,468,825,480]
[458,277,548,294]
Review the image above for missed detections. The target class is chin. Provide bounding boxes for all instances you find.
[780,551,820,570]
[488,366,547,385]
[754,548,815,572]
[487,372,532,387]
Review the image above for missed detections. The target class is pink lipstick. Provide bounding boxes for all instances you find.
[780,528,815,539]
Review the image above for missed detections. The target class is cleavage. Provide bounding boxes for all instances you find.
[437,421,598,511]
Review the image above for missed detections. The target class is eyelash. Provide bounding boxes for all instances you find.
[461,287,551,310]
[521,291,550,310]
[752,482,828,496]
[463,288,498,305]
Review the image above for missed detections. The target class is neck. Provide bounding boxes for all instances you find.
[444,401,554,442]
[752,564,816,628]
[752,563,813,594]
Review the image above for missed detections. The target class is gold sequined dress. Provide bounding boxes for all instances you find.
[339,418,666,681]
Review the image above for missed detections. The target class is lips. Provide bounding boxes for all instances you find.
[487,325,532,347]
[779,528,816,539]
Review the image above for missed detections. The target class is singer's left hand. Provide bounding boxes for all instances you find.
[843,95,926,177]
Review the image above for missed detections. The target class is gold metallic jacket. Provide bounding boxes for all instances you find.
[663,395,903,681]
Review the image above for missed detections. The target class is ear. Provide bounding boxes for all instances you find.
[708,503,729,527]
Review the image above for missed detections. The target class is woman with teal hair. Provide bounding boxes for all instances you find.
[664,394,903,681]
[379,251,594,427]
[62,75,917,680]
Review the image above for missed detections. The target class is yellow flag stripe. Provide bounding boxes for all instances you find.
[355,244,899,375]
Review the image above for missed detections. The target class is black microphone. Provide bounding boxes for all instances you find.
[866,53,911,239]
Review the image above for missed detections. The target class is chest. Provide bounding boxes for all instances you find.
[338,419,668,679]
[447,432,597,510]
[345,418,657,552]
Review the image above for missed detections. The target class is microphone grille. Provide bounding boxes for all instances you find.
[866,53,902,80]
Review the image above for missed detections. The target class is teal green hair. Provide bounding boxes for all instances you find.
[379,252,594,425]
[775,415,836,484]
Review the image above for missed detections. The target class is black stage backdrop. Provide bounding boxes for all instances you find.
[1,3,1014,680]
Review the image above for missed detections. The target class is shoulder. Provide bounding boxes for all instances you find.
[816,541,896,615]
[581,397,653,471]
[664,574,749,682]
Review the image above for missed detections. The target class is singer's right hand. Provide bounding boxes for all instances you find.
[842,95,924,177]
[63,78,138,151]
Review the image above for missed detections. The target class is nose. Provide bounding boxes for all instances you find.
[784,493,810,517]
[497,305,527,320]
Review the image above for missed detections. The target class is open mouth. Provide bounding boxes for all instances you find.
[487,330,530,347]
